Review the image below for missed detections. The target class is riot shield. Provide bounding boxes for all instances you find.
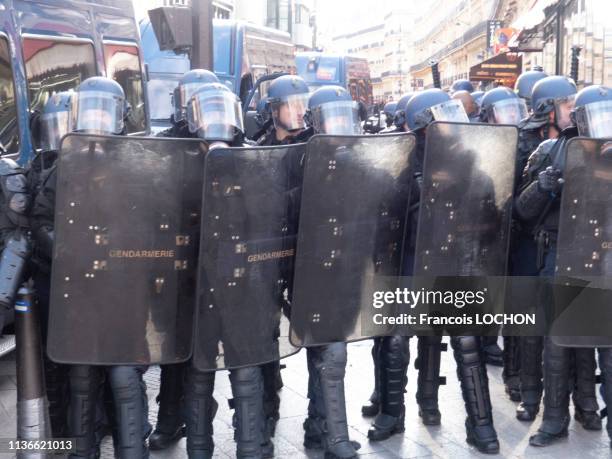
[412,122,518,332]
[552,138,612,347]
[48,134,206,365]
[193,143,306,370]
[289,133,415,347]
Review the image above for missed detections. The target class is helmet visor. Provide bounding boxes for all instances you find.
[177,82,205,121]
[313,100,361,135]
[577,100,612,138]
[40,111,71,152]
[187,90,244,141]
[430,99,469,123]
[492,98,528,125]
[72,91,124,134]
[554,95,576,130]
[271,93,309,131]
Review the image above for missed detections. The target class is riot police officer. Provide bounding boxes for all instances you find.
[255,74,311,440]
[574,85,612,448]
[149,69,219,452]
[49,77,151,459]
[480,86,529,399]
[514,69,548,110]
[258,74,311,146]
[29,92,73,437]
[513,75,580,422]
[515,83,603,447]
[449,79,474,95]
[183,82,274,459]
[301,85,362,459]
[382,102,397,129]
[403,88,500,454]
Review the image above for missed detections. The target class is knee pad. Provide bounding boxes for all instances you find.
[382,335,410,368]
[230,366,263,399]
[451,336,481,366]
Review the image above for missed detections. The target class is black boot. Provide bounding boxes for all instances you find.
[313,344,359,459]
[149,364,186,450]
[517,336,543,421]
[572,348,601,431]
[503,336,521,402]
[415,336,443,425]
[230,366,271,458]
[45,358,69,437]
[362,338,381,417]
[261,360,283,439]
[108,366,150,459]
[529,339,570,447]
[598,349,612,446]
[368,336,409,441]
[68,365,103,459]
[451,336,499,455]
[481,336,503,367]
[184,368,217,459]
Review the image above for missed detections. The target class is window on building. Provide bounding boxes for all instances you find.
[23,37,96,148]
[267,0,279,29]
[104,43,146,133]
[0,37,19,154]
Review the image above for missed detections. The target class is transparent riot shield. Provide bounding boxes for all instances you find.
[289,133,415,347]
[193,143,306,370]
[412,122,518,333]
[552,138,612,347]
[48,134,206,365]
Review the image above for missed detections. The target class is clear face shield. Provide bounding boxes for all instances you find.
[271,93,309,131]
[187,90,244,142]
[312,100,361,135]
[174,82,204,122]
[552,95,576,130]
[429,99,470,123]
[491,98,528,125]
[40,111,71,152]
[71,91,124,135]
[575,100,612,138]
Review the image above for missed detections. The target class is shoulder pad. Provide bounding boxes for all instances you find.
[0,158,22,176]
[527,139,557,168]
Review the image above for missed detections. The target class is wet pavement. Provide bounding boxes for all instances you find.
[0,338,610,458]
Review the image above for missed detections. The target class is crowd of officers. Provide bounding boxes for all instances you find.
[2,62,612,459]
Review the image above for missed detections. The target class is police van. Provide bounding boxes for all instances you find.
[0,0,149,354]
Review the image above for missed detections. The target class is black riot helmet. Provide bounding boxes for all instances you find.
[266,75,310,132]
[514,69,548,107]
[530,76,577,130]
[450,79,474,95]
[383,102,397,127]
[393,93,414,129]
[71,77,127,135]
[40,91,72,152]
[174,69,219,123]
[186,82,244,143]
[405,88,468,132]
[572,85,612,138]
[480,87,528,125]
[305,85,361,135]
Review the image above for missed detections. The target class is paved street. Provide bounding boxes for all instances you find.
[1,339,611,458]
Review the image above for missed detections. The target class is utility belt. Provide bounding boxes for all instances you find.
[535,229,557,271]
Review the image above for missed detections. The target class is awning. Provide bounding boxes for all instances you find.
[469,53,523,87]
[508,0,558,51]
[511,0,558,31]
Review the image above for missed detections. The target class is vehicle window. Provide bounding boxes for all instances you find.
[104,43,146,133]
[214,25,232,75]
[23,37,96,130]
[296,56,341,84]
[0,38,19,154]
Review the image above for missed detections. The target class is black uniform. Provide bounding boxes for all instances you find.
[515,130,601,446]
